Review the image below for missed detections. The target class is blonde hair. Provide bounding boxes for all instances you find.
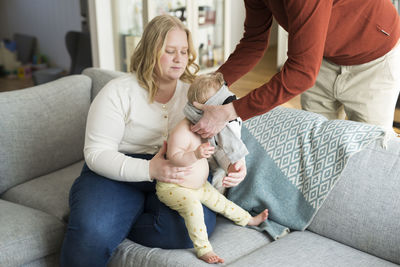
[130,15,199,102]
[187,72,225,104]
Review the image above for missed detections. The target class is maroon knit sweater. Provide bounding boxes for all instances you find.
[218,0,400,120]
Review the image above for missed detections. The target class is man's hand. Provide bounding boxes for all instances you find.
[222,158,247,188]
[191,102,237,138]
[149,141,192,184]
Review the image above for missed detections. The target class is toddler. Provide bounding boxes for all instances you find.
[156,73,268,264]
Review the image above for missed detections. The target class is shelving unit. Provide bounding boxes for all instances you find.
[112,0,231,73]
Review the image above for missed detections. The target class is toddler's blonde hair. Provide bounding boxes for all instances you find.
[187,72,225,104]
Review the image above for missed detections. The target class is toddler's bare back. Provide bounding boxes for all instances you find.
[167,119,210,189]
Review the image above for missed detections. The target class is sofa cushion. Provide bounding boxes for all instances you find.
[109,216,272,266]
[82,67,124,100]
[0,75,91,194]
[21,253,59,267]
[0,199,65,266]
[2,160,84,222]
[228,231,397,267]
[308,138,400,264]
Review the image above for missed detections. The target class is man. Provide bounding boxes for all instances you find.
[192,0,400,138]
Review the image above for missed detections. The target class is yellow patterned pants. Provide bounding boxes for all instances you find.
[156,181,251,257]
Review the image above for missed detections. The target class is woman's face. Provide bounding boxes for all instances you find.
[157,28,189,82]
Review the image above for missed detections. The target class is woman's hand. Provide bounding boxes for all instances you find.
[194,142,215,159]
[222,158,247,188]
[191,102,237,139]
[149,141,192,184]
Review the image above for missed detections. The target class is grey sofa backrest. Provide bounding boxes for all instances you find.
[308,138,400,264]
[0,75,91,194]
[82,67,125,101]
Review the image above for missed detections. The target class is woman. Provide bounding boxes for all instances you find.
[60,15,246,266]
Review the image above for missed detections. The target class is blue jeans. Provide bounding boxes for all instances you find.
[60,154,216,267]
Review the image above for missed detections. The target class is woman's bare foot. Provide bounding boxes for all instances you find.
[247,209,269,226]
[199,251,224,264]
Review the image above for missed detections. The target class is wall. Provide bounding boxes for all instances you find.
[229,1,245,54]
[229,2,277,54]
[88,0,115,70]
[0,0,81,71]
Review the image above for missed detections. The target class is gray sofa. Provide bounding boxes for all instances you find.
[1,68,399,267]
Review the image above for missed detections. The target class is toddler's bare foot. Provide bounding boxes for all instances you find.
[247,209,269,226]
[199,251,224,264]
